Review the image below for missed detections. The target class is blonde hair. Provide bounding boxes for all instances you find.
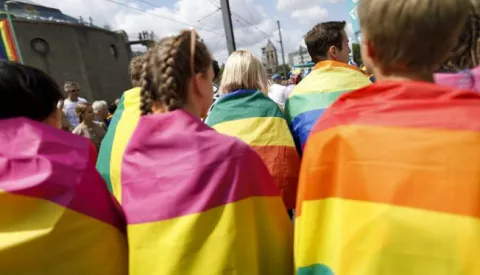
[358,0,471,73]
[219,50,268,95]
[130,55,146,87]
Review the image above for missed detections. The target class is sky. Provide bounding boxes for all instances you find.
[39,0,354,63]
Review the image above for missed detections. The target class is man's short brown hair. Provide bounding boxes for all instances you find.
[64,81,79,92]
[304,21,346,63]
[129,54,145,87]
[358,0,471,73]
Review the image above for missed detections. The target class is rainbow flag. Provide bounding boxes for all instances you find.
[0,20,18,61]
[97,87,141,203]
[0,118,127,275]
[122,110,293,275]
[206,89,300,209]
[295,81,480,275]
[285,60,371,151]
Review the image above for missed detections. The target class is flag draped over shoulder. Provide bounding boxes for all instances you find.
[285,61,371,151]
[206,89,300,209]
[97,87,141,203]
[0,20,18,61]
[295,81,480,275]
[0,118,127,275]
[122,110,293,275]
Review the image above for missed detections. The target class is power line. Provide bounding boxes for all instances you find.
[103,0,224,35]
[197,8,221,24]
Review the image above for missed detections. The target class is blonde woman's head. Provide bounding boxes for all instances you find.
[219,50,268,95]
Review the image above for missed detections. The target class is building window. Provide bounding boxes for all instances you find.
[110,44,118,59]
[31,38,49,56]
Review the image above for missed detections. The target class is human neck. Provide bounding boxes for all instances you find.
[68,97,78,102]
[374,69,434,83]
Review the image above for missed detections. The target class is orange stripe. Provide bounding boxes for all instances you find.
[297,125,480,217]
[313,60,364,73]
[252,145,300,209]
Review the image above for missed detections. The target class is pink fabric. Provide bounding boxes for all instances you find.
[434,66,480,92]
[0,118,125,231]
[121,110,280,224]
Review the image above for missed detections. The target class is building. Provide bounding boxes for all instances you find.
[261,39,278,76]
[288,46,311,66]
[0,0,134,102]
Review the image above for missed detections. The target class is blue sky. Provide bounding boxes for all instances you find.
[43,0,355,61]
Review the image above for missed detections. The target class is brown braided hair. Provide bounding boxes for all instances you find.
[439,0,480,72]
[129,54,146,87]
[139,30,212,116]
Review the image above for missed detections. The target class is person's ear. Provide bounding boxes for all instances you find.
[328,45,337,59]
[193,73,204,97]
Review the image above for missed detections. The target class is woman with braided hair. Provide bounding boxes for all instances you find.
[120,30,293,275]
[435,0,480,91]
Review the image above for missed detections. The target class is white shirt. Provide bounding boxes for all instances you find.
[63,97,87,128]
[268,84,288,108]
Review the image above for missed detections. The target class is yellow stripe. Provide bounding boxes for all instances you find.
[290,66,371,96]
[0,190,127,274]
[295,198,480,275]
[0,21,13,60]
[128,197,293,275]
[110,88,141,203]
[212,117,295,147]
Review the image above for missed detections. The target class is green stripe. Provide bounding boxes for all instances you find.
[285,90,350,122]
[297,264,334,275]
[96,93,126,193]
[206,90,284,127]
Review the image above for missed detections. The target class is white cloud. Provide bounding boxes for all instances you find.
[40,0,281,64]
[276,0,343,12]
[291,6,329,26]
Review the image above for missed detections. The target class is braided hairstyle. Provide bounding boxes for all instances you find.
[440,0,480,72]
[139,30,212,116]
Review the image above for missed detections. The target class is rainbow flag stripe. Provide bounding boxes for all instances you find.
[97,87,141,203]
[0,118,127,274]
[295,81,480,275]
[285,61,371,151]
[0,20,18,61]
[206,89,300,209]
[121,110,293,275]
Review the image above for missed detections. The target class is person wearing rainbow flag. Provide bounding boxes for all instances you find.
[285,21,371,153]
[295,0,479,274]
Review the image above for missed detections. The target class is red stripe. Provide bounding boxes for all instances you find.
[252,145,300,209]
[311,81,480,134]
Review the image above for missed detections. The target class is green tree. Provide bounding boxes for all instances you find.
[352,43,362,66]
[275,64,291,76]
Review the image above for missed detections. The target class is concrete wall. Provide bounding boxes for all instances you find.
[14,19,132,102]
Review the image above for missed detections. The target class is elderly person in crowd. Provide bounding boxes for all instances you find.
[92,100,110,127]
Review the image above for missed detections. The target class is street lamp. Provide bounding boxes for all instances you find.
[4,0,24,63]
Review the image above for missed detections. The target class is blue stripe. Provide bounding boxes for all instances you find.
[298,264,334,275]
[291,108,326,150]
[216,89,257,102]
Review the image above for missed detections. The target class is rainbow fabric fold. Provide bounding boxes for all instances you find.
[0,20,18,61]
[285,61,371,151]
[295,81,480,275]
[122,110,293,275]
[0,118,127,275]
[206,89,300,209]
[97,87,141,203]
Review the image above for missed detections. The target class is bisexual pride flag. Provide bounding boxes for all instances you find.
[0,118,127,275]
[97,87,141,203]
[206,89,300,209]
[295,81,480,275]
[121,110,293,275]
[285,61,371,152]
[0,20,18,61]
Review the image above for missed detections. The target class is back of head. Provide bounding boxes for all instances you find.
[139,29,212,116]
[358,0,471,74]
[219,50,268,94]
[75,103,89,123]
[130,54,146,87]
[439,0,480,72]
[304,21,347,63]
[0,61,63,122]
[92,100,107,113]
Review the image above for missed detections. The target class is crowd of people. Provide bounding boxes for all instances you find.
[0,0,479,274]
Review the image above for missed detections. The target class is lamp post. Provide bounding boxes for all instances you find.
[4,0,24,63]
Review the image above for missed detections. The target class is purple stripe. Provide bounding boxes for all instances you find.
[121,110,281,224]
[0,118,126,232]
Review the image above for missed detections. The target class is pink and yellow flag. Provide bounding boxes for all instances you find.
[296,81,480,275]
[122,110,293,275]
[0,118,127,275]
